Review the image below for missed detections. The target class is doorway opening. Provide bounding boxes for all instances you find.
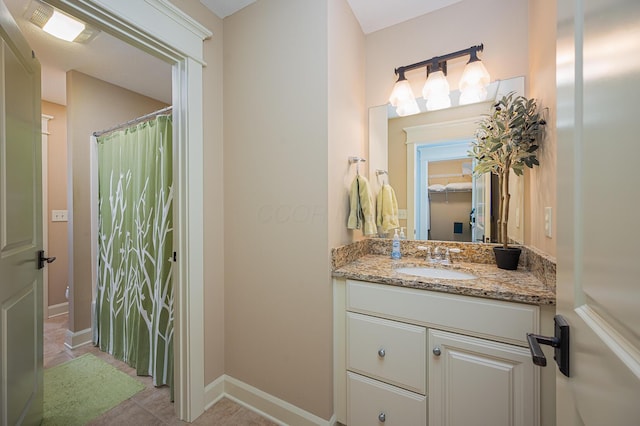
[5,0,210,420]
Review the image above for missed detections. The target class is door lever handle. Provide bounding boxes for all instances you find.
[526,315,570,377]
[37,250,56,269]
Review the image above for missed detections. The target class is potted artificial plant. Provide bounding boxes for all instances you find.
[470,92,546,270]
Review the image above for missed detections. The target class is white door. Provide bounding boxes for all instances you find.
[556,0,640,424]
[471,168,491,243]
[0,2,43,425]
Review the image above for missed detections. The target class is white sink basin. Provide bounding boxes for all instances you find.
[395,267,477,280]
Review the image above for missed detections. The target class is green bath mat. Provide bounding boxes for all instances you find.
[43,353,145,425]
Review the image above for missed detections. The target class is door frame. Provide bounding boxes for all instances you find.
[45,0,212,421]
[41,114,52,317]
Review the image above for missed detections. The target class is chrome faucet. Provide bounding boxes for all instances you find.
[433,246,445,262]
[417,246,461,264]
[417,245,432,262]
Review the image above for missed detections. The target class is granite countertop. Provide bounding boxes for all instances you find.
[332,254,556,306]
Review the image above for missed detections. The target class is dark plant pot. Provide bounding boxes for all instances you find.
[493,246,522,270]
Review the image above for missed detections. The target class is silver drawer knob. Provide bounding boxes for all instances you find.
[378,348,386,358]
[378,412,386,422]
[433,346,442,356]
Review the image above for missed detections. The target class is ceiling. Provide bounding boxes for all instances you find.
[4,0,461,106]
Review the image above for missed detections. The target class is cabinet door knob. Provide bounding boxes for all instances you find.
[433,346,442,356]
[378,412,386,422]
[378,348,386,358]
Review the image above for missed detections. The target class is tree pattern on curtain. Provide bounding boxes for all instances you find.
[96,114,173,389]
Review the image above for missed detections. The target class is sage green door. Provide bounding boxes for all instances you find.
[0,1,43,425]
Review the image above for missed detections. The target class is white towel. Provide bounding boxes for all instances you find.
[376,183,400,233]
[347,175,377,235]
[445,182,473,191]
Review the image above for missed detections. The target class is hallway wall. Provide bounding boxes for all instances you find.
[42,101,69,311]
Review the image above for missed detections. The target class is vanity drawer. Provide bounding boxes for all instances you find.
[347,280,539,346]
[347,312,426,394]
[348,372,427,426]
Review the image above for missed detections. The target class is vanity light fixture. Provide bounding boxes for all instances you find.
[388,44,490,116]
[25,0,100,43]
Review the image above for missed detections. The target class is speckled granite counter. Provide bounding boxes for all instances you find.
[333,254,556,306]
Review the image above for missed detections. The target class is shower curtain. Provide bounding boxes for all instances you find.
[95,114,173,390]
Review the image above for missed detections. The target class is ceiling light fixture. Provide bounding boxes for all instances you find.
[25,0,100,43]
[389,44,490,116]
[42,10,85,42]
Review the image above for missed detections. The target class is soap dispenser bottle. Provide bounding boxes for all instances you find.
[391,229,401,259]
[399,227,406,240]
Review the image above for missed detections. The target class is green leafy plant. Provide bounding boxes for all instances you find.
[470,92,546,249]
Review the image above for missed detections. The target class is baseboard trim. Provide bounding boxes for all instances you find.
[47,302,69,318]
[64,327,92,349]
[204,375,336,426]
[204,375,225,411]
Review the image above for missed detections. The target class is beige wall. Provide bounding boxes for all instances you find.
[66,71,168,332]
[328,0,366,248]
[526,0,557,257]
[224,0,335,419]
[170,0,226,387]
[429,192,473,241]
[42,101,69,307]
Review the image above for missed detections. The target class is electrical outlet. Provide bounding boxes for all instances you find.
[544,207,552,238]
[398,209,408,220]
[51,210,68,222]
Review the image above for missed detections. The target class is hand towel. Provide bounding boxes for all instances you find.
[347,175,377,235]
[376,183,400,233]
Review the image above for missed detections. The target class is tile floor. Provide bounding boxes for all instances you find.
[45,314,279,425]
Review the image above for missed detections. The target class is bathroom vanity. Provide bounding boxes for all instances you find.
[332,241,556,426]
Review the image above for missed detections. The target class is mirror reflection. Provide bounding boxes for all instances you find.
[374,77,524,243]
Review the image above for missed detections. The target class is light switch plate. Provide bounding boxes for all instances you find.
[544,207,552,238]
[51,210,68,222]
[398,209,408,220]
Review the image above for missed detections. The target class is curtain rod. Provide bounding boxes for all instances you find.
[93,106,172,137]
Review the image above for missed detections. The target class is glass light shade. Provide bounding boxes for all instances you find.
[422,70,451,111]
[459,60,491,105]
[389,79,415,107]
[395,97,420,116]
[42,10,85,42]
[459,86,488,105]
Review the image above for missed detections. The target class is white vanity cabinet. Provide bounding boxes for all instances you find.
[335,279,549,426]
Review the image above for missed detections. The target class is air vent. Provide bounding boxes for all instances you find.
[27,2,52,28]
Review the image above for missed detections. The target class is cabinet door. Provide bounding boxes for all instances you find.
[429,329,538,426]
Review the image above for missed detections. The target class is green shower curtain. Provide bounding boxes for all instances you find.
[95,114,173,391]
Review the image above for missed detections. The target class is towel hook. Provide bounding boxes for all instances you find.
[376,169,389,185]
[349,156,366,176]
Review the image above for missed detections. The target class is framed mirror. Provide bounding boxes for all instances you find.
[370,77,525,242]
